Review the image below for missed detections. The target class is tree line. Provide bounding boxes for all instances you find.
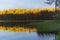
[0,10,59,26]
[0,10,56,20]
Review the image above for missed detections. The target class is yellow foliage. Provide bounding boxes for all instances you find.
[0,8,56,14]
[0,26,37,32]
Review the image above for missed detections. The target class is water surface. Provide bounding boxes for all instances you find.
[0,30,55,40]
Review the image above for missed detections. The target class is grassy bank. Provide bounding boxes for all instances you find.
[26,20,60,40]
[27,20,60,32]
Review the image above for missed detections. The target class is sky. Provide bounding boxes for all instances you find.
[0,0,55,10]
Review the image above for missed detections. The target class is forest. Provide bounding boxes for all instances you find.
[0,9,59,27]
[0,10,56,20]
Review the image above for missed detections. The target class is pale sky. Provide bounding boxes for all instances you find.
[0,0,55,10]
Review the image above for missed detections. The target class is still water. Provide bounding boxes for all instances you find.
[0,30,55,40]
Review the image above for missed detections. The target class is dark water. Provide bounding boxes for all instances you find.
[0,30,55,40]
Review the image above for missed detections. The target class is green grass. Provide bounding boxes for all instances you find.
[27,20,60,32]
[26,20,60,40]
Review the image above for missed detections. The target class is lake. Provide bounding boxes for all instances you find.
[0,30,56,40]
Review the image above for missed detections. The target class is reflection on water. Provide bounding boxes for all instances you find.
[0,26,37,32]
[0,31,39,40]
[37,33,55,40]
[0,31,55,40]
